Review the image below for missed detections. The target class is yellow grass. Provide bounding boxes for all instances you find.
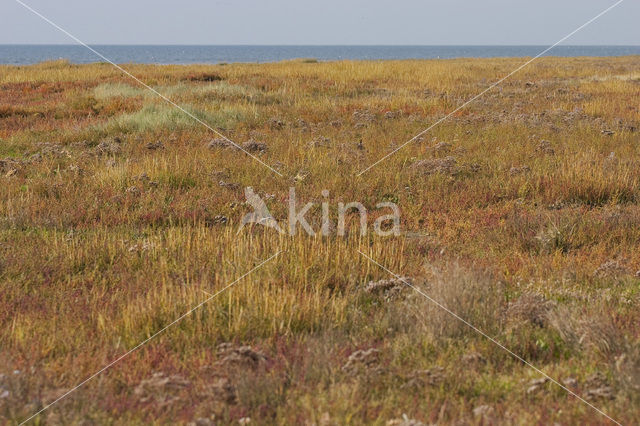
[1,56,639,424]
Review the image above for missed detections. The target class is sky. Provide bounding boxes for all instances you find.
[1,0,638,45]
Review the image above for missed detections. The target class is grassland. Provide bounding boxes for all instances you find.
[0,56,639,425]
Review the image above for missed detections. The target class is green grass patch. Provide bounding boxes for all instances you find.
[97,103,246,132]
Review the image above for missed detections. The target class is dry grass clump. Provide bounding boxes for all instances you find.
[205,376,237,405]
[207,138,267,153]
[207,138,232,150]
[94,138,122,155]
[352,109,376,123]
[0,158,21,177]
[386,414,426,426]
[215,343,267,369]
[509,165,531,176]
[534,220,577,254]
[364,277,410,300]
[101,104,244,133]
[536,139,555,155]
[431,141,451,152]
[584,373,616,401]
[411,156,458,175]
[547,305,623,356]
[133,372,191,406]
[410,265,504,339]
[401,367,445,389]
[341,348,382,376]
[593,259,630,279]
[506,292,554,328]
[93,83,145,99]
[461,351,487,367]
[616,345,640,394]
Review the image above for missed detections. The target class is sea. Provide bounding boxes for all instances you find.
[1,45,639,65]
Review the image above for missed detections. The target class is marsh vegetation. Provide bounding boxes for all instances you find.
[1,57,639,424]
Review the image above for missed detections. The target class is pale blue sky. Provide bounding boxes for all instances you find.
[1,0,638,45]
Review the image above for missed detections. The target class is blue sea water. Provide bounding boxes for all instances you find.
[0,45,639,65]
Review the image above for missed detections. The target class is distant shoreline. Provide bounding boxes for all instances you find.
[1,45,640,65]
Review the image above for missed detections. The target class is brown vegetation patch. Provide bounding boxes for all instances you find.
[241,140,268,153]
[207,138,233,149]
[184,72,223,82]
[0,158,21,177]
[216,343,267,370]
[0,105,30,118]
[145,140,165,151]
[509,165,531,176]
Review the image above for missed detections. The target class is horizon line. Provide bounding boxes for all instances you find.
[2,43,639,47]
